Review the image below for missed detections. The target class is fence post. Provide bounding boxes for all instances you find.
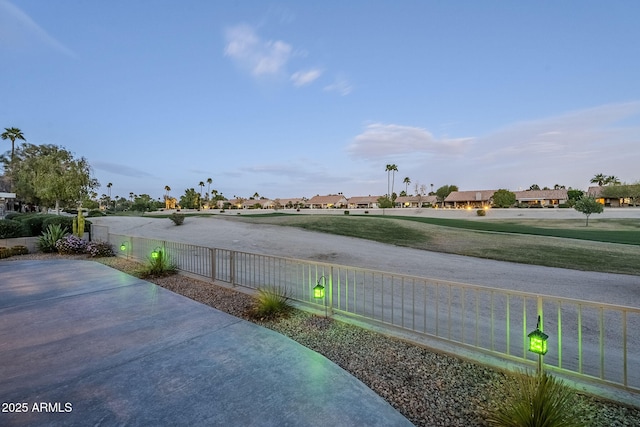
[210,248,216,281]
[230,251,236,286]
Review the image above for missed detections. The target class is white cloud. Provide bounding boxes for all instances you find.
[224,24,292,77]
[324,77,353,96]
[348,123,473,160]
[0,0,75,57]
[290,68,323,87]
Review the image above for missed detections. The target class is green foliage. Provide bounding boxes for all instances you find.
[0,246,12,259]
[250,286,292,320]
[42,215,73,234]
[476,209,486,216]
[4,143,99,210]
[87,209,106,217]
[377,196,393,208]
[601,182,640,206]
[131,194,163,212]
[567,189,584,201]
[492,189,516,208]
[38,224,68,253]
[343,210,349,215]
[435,184,459,205]
[169,213,185,225]
[0,219,27,238]
[179,188,200,209]
[14,214,48,236]
[139,250,178,278]
[573,196,604,226]
[484,371,583,427]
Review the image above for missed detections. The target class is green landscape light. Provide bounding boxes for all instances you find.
[151,247,162,259]
[528,316,549,355]
[313,283,325,299]
[120,242,127,251]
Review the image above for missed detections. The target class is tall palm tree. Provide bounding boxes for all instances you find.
[385,164,392,197]
[164,185,171,198]
[390,164,398,198]
[403,176,411,195]
[206,178,212,200]
[590,173,607,186]
[106,182,112,198]
[1,127,26,162]
[198,181,205,208]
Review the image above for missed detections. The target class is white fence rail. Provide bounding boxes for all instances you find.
[94,225,640,394]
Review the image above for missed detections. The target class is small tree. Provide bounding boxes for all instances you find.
[492,189,516,208]
[435,184,458,207]
[574,196,603,226]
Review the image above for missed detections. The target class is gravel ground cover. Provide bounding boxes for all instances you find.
[4,253,640,426]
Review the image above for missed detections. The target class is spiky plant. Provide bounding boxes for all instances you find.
[250,286,292,320]
[140,250,178,278]
[38,224,68,253]
[484,371,583,427]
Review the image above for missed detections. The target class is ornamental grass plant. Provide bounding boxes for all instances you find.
[250,286,292,320]
[139,250,178,278]
[484,370,584,427]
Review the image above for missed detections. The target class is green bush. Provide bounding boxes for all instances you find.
[169,213,185,225]
[250,286,292,320]
[42,216,73,234]
[344,210,350,215]
[0,219,27,238]
[0,246,12,259]
[38,224,68,253]
[87,210,105,217]
[4,212,22,220]
[484,371,583,427]
[476,209,486,216]
[15,214,49,236]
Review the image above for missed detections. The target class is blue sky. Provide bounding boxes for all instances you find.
[2,1,639,201]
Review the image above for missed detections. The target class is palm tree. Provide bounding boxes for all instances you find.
[606,175,621,186]
[590,173,607,186]
[106,182,112,198]
[206,178,212,200]
[403,176,411,195]
[198,181,205,208]
[390,164,398,199]
[164,185,171,198]
[385,164,392,197]
[1,127,26,162]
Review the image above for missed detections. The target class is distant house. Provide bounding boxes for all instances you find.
[307,194,348,209]
[0,192,16,216]
[347,196,381,209]
[394,195,437,208]
[444,190,496,208]
[587,186,624,207]
[514,189,568,207]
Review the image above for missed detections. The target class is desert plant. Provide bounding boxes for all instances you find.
[484,371,583,427]
[169,213,185,225]
[476,209,486,216]
[250,286,292,320]
[86,241,114,257]
[55,234,87,254]
[0,246,11,259]
[344,210,349,215]
[38,224,68,253]
[139,250,178,277]
[11,245,29,256]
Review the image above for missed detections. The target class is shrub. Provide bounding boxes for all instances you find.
[11,245,29,256]
[476,209,486,216]
[38,224,68,253]
[86,241,114,257]
[42,216,73,234]
[87,210,105,217]
[4,212,22,220]
[0,246,12,259]
[250,286,292,320]
[484,371,583,427]
[13,214,48,236]
[344,210,349,215]
[169,213,185,225]
[55,234,87,254]
[139,250,178,278]
[0,219,26,238]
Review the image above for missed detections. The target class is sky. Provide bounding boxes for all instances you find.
[1,0,639,201]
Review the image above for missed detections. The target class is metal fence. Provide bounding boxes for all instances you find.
[94,225,640,394]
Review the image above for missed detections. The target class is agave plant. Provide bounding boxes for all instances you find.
[38,224,68,253]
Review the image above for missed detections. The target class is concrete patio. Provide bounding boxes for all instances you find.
[0,260,412,426]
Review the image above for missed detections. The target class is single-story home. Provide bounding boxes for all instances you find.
[347,196,381,209]
[394,195,437,208]
[444,190,496,208]
[0,192,17,216]
[307,194,348,209]
[274,198,306,209]
[587,186,627,207]
[513,189,568,207]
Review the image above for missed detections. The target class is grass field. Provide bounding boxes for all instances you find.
[233,214,640,275]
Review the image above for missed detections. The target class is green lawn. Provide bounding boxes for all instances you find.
[234,214,640,275]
